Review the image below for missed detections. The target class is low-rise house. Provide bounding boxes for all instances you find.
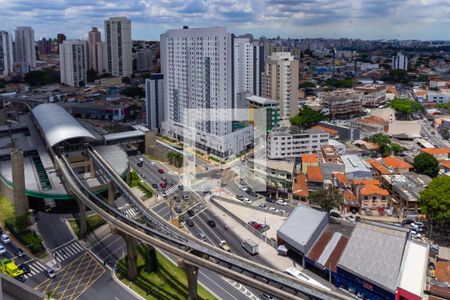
[317,145,345,179]
[357,183,390,210]
[332,172,350,189]
[252,158,295,192]
[300,153,319,174]
[342,189,359,213]
[307,166,324,191]
[292,174,308,202]
[382,156,413,174]
[341,154,372,179]
[352,116,389,133]
[420,147,450,160]
[367,158,392,176]
[381,172,432,217]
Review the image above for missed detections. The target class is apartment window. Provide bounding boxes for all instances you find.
[364,196,368,200]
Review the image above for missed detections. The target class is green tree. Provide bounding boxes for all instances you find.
[24,69,59,86]
[0,80,5,89]
[143,245,158,273]
[388,98,422,120]
[419,176,450,236]
[309,186,344,212]
[391,143,404,156]
[290,106,326,128]
[413,152,440,178]
[369,133,393,157]
[87,68,98,82]
[325,78,353,88]
[298,81,316,89]
[383,69,409,84]
[120,86,144,98]
[122,76,131,85]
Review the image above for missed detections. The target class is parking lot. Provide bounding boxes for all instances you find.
[35,252,105,300]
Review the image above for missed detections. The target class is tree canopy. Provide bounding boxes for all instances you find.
[120,86,144,98]
[368,133,404,157]
[388,98,422,120]
[24,69,59,86]
[121,76,131,85]
[298,81,316,89]
[413,152,440,178]
[419,176,450,225]
[289,106,327,129]
[87,69,98,83]
[309,186,344,212]
[325,78,353,88]
[383,69,410,84]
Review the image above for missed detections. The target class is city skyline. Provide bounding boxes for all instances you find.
[0,0,449,41]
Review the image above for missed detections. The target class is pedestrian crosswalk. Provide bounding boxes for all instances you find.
[118,203,140,219]
[23,261,46,279]
[53,241,84,263]
[162,184,179,197]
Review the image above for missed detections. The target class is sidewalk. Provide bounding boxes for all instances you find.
[206,195,295,272]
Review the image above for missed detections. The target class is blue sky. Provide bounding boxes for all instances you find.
[0,0,449,41]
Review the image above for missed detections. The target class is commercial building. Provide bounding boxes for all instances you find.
[88,27,101,72]
[320,90,363,119]
[160,26,252,158]
[59,40,88,87]
[341,154,372,179]
[145,73,164,132]
[252,158,295,190]
[261,52,299,120]
[392,52,408,70]
[427,89,450,104]
[14,26,36,72]
[0,31,14,77]
[104,17,132,77]
[246,95,279,131]
[136,48,152,72]
[233,38,260,108]
[267,126,329,159]
[317,144,345,179]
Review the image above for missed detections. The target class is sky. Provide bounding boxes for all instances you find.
[0,0,449,41]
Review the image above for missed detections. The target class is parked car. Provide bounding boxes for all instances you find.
[186,219,194,227]
[174,196,180,203]
[183,195,189,201]
[178,184,184,190]
[174,206,182,214]
[246,190,256,196]
[238,185,248,191]
[259,204,267,209]
[158,168,164,174]
[260,224,270,232]
[276,200,287,206]
[1,233,10,244]
[266,198,276,203]
[219,240,231,252]
[207,220,216,227]
[150,162,156,167]
[261,293,276,300]
[0,245,5,255]
[197,232,207,241]
[161,191,167,197]
[243,198,252,204]
[160,182,167,189]
[269,207,276,211]
[187,209,195,217]
[235,195,244,201]
[141,173,146,179]
[45,268,56,279]
[152,184,158,189]
[252,223,262,230]
[19,263,30,274]
[248,221,257,226]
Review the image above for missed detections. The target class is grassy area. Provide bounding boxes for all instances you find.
[0,195,45,256]
[208,156,224,164]
[68,214,106,238]
[116,245,216,300]
[129,170,155,199]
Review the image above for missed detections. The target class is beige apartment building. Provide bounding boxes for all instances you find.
[261,52,299,120]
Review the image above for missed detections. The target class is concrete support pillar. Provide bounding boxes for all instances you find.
[11,149,28,217]
[124,234,138,280]
[107,182,115,205]
[78,200,87,238]
[90,160,96,179]
[177,259,199,300]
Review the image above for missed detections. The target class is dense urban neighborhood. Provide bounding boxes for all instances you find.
[0,3,449,300]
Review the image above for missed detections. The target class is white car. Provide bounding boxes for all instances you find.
[243,198,252,204]
[150,162,156,167]
[0,245,5,255]
[1,234,10,244]
[238,185,248,191]
[276,200,287,206]
[269,207,276,211]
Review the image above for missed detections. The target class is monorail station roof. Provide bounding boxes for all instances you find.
[32,103,97,148]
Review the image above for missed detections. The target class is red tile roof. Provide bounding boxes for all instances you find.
[343,190,356,202]
[312,125,338,135]
[382,156,413,170]
[333,172,348,185]
[353,179,381,186]
[301,154,319,163]
[307,166,324,183]
[359,185,390,196]
[367,158,391,175]
[293,174,309,198]
[435,261,450,284]
[421,148,450,155]
[439,159,450,169]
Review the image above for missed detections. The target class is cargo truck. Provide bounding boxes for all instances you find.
[241,239,259,255]
[0,258,25,281]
